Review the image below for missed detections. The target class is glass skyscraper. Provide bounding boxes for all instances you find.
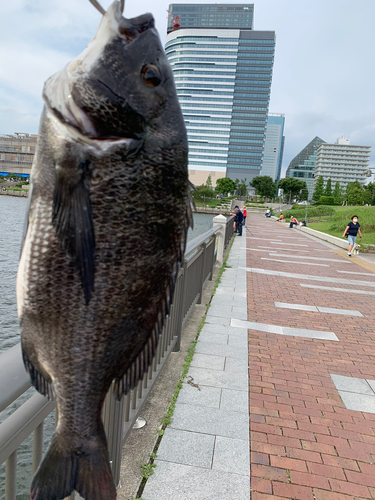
[261,113,285,183]
[165,4,276,187]
[285,136,326,200]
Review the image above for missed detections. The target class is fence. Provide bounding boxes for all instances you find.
[0,215,234,499]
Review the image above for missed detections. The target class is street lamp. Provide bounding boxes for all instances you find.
[300,189,309,225]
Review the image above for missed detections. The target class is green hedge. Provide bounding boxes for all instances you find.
[278,206,335,220]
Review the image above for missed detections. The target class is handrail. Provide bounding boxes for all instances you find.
[0,344,31,413]
[0,214,234,497]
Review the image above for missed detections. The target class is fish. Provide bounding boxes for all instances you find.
[16,1,190,499]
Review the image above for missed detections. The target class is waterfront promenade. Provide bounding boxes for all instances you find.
[142,213,375,499]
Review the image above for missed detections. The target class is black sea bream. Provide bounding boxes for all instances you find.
[16,2,190,498]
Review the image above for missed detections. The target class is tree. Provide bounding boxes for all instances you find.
[215,177,236,196]
[346,181,364,205]
[278,177,307,203]
[313,176,324,201]
[364,182,375,205]
[250,175,277,199]
[333,181,344,205]
[324,178,332,196]
[234,178,248,197]
[206,174,212,190]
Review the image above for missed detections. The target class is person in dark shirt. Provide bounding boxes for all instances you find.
[342,215,362,257]
[231,205,244,236]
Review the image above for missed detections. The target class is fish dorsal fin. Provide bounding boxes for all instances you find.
[52,159,95,304]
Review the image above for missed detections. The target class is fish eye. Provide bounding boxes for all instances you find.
[142,65,161,87]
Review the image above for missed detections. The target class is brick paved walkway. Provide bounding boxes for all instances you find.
[247,214,375,500]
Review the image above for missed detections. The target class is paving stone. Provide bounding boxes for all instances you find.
[156,428,215,469]
[201,324,248,336]
[224,356,249,373]
[212,436,250,476]
[337,270,375,276]
[198,331,229,345]
[275,302,318,312]
[171,403,249,441]
[207,306,234,318]
[196,341,248,359]
[227,334,248,349]
[178,383,222,409]
[330,374,374,395]
[269,253,351,263]
[262,257,329,267]
[317,306,363,316]
[301,284,375,295]
[231,318,283,334]
[338,392,375,414]
[186,366,248,391]
[366,379,375,393]
[142,461,250,500]
[220,388,249,413]
[215,287,235,294]
[281,327,339,341]
[204,316,231,327]
[244,267,375,287]
[231,318,339,341]
[190,353,226,371]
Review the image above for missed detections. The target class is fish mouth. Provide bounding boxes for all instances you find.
[43,0,155,143]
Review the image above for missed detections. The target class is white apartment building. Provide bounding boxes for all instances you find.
[314,138,371,190]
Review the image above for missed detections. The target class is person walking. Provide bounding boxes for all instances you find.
[342,215,362,257]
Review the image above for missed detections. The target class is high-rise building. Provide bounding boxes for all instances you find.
[165,4,275,187]
[261,113,285,183]
[285,136,325,200]
[0,133,37,177]
[167,3,254,31]
[315,138,371,191]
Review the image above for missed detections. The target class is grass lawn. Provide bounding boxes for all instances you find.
[308,220,375,246]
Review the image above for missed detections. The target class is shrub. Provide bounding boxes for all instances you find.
[318,196,335,205]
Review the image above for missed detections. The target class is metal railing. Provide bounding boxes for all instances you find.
[0,216,234,499]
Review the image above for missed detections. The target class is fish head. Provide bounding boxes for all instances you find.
[43,0,185,144]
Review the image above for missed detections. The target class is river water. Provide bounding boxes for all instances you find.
[0,195,218,498]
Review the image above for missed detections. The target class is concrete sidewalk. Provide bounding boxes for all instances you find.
[142,214,375,500]
[142,231,250,499]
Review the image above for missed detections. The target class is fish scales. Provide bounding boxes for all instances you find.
[17,2,190,499]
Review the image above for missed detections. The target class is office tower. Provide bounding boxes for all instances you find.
[166,4,275,187]
[285,136,325,200]
[315,138,371,191]
[261,113,285,182]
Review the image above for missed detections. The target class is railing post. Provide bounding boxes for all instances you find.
[213,215,227,267]
[197,243,207,305]
[32,422,43,474]
[5,450,17,500]
[102,389,126,487]
[173,261,188,352]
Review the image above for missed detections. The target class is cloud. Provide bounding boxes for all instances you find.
[0,0,374,173]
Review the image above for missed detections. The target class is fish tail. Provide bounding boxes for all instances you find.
[31,429,116,500]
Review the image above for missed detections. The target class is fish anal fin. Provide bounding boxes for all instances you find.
[22,349,55,400]
[52,159,95,305]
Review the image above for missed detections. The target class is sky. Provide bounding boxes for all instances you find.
[0,0,374,178]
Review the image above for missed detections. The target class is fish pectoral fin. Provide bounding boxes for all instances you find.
[22,348,55,400]
[52,160,95,304]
